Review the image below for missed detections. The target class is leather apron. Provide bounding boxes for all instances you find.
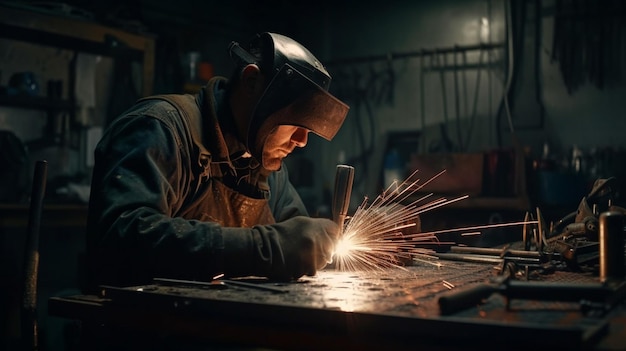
[179,179,275,228]
[149,94,275,228]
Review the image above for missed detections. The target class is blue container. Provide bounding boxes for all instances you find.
[535,171,589,207]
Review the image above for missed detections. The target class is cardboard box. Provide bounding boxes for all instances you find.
[408,153,484,195]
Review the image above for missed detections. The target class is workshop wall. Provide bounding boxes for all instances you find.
[60,0,623,218]
[291,0,510,209]
[2,1,624,216]
[291,0,626,211]
[0,46,116,202]
[1,1,625,348]
[0,0,262,201]
[0,3,308,349]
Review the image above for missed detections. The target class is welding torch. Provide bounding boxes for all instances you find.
[332,164,354,237]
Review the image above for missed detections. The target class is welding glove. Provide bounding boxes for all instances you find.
[222,216,339,281]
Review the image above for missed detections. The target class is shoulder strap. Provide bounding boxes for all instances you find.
[150,95,209,155]
[141,94,211,177]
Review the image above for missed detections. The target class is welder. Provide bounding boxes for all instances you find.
[84,32,349,292]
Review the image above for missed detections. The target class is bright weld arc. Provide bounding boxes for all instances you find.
[331,169,537,273]
[333,170,454,272]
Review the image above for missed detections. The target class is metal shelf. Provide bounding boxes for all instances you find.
[0,3,155,96]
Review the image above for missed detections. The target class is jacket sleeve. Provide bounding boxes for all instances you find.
[267,163,309,221]
[86,107,227,290]
[86,104,314,291]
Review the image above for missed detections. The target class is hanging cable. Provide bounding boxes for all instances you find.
[496,0,516,147]
[420,52,427,153]
[453,46,463,150]
[503,0,516,134]
[464,48,486,150]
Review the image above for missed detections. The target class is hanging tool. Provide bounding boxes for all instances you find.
[439,262,516,316]
[332,165,355,236]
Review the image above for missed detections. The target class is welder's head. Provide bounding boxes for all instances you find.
[228,32,349,165]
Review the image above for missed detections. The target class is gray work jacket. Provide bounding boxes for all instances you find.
[85,77,308,291]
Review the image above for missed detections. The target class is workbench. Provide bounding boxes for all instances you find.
[49,260,626,350]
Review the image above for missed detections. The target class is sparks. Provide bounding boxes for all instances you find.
[333,169,462,272]
[331,169,537,273]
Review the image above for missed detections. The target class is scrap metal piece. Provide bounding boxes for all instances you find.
[153,277,288,294]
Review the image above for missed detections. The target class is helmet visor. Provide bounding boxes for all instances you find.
[248,63,349,152]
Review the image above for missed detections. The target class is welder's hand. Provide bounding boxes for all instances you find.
[269,216,339,280]
[221,216,339,281]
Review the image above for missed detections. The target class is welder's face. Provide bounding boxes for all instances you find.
[261,125,309,171]
[247,68,349,169]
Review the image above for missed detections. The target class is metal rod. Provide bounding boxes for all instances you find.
[22,159,47,351]
[450,246,543,259]
[326,42,505,66]
[153,277,288,294]
[434,252,541,266]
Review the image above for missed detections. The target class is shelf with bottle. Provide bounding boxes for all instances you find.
[0,3,155,97]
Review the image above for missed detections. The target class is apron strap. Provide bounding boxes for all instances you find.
[140,94,212,178]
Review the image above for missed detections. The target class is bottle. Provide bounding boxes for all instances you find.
[571,145,584,175]
[534,142,556,171]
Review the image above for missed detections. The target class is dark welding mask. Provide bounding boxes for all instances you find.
[228,32,349,159]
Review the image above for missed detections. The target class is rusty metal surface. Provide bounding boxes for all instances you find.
[97,261,615,349]
[113,262,496,317]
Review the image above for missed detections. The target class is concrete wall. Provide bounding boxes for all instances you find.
[288,0,509,210]
[3,1,624,205]
[288,0,626,211]
[1,2,625,348]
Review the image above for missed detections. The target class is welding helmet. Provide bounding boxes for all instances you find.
[228,32,349,160]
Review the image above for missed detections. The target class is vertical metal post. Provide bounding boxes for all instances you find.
[599,211,625,283]
[22,160,47,351]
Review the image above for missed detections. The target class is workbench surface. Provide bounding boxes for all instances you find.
[49,260,626,350]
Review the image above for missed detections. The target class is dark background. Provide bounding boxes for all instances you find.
[1,1,625,350]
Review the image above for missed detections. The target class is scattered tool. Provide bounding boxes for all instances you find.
[514,177,626,271]
[438,262,515,315]
[438,177,626,316]
[439,272,626,316]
